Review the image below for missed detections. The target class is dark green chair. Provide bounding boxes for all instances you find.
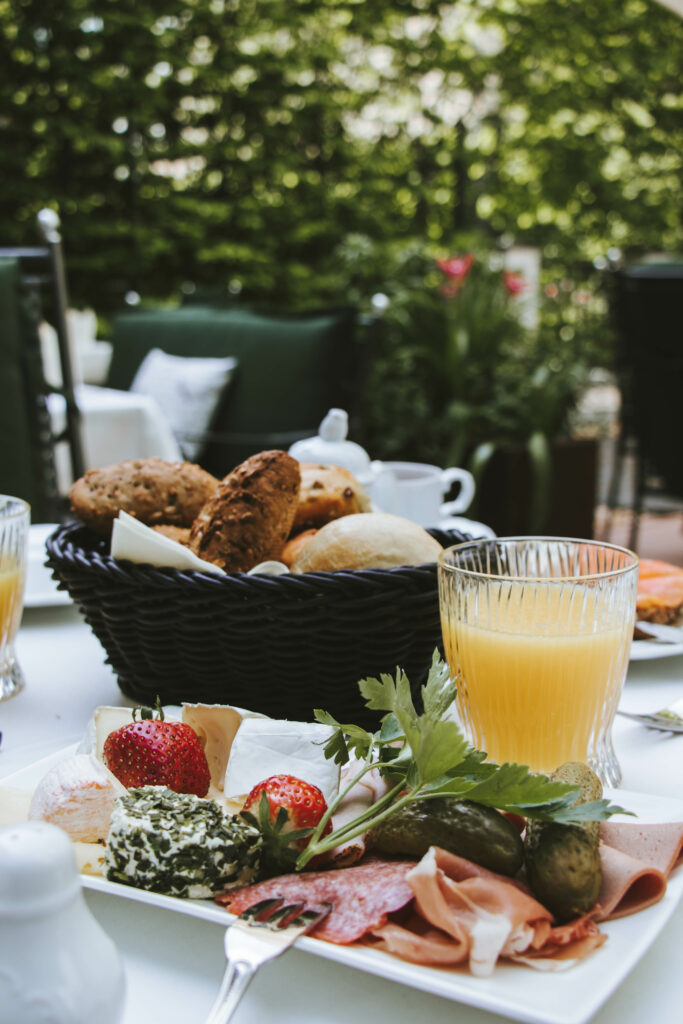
[106,302,366,477]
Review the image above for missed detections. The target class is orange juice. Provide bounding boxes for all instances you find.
[442,582,633,773]
[0,567,24,649]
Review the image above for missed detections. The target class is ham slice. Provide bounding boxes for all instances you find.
[327,761,389,868]
[371,848,603,976]
[595,821,683,920]
[216,857,415,944]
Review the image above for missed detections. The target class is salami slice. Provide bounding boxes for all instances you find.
[215,857,416,944]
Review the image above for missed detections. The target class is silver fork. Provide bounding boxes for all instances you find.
[617,698,683,733]
[203,899,332,1024]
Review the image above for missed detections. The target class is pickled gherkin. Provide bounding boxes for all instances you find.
[524,763,603,922]
[367,797,524,876]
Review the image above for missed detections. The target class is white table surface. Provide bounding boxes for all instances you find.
[48,383,182,494]
[2,602,682,1024]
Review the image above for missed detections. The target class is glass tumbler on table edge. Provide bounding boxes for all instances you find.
[438,537,639,787]
[0,496,30,702]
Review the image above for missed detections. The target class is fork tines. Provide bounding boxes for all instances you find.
[238,898,332,933]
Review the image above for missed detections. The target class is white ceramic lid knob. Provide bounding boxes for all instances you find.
[289,408,374,483]
[318,408,349,442]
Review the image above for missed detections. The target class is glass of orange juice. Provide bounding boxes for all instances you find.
[438,537,639,787]
[0,496,30,702]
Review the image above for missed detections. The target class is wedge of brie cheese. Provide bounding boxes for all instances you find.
[28,753,126,843]
[223,718,340,803]
[181,703,265,792]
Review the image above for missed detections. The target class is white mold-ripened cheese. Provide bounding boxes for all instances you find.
[104,786,262,898]
[223,718,340,802]
[28,754,126,843]
[181,704,265,792]
[77,706,134,762]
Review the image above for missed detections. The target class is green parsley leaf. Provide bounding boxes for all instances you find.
[313,709,374,764]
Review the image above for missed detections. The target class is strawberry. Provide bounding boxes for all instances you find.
[240,774,333,876]
[103,704,211,797]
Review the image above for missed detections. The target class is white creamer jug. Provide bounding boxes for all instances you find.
[0,821,125,1024]
[289,408,394,508]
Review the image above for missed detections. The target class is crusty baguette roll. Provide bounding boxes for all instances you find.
[69,457,219,536]
[291,513,443,573]
[292,462,371,532]
[189,450,301,573]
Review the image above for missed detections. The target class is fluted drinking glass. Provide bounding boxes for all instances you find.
[0,497,30,702]
[438,537,639,787]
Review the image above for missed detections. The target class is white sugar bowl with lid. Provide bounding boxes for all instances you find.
[289,407,394,508]
[0,821,125,1024]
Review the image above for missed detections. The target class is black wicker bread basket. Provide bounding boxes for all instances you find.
[46,522,471,727]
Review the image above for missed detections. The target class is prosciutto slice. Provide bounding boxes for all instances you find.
[370,848,604,976]
[216,857,415,944]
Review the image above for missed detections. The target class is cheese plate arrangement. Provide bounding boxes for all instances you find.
[1,659,682,1024]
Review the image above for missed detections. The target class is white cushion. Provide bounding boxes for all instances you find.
[130,348,238,461]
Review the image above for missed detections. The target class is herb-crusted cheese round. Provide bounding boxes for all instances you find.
[104,786,261,898]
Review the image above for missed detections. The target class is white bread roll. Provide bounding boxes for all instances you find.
[290,513,443,572]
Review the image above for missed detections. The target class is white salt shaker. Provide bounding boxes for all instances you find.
[0,821,125,1024]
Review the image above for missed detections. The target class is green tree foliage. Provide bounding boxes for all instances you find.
[1,0,680,312]
[1,1,680,463]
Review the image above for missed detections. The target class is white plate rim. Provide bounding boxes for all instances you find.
[630,639,683,661]
[2,750,682,1024]
[23,588,73,609]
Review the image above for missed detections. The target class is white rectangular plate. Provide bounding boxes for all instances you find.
[3,749,682,1024]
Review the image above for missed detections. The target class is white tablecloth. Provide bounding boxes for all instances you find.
[2,605,682,1024]
[48,384,182,494]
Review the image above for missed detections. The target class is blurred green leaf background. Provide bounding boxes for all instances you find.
[1,0,680,462]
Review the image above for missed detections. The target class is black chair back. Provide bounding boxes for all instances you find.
[0,211,85,521]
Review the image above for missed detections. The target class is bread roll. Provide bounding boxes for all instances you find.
[151,524,191,546]
[292,463,371,532]
[291,513,443,573]
[189,450,301,572]
[280,528,318,568]
[69,457,219,536]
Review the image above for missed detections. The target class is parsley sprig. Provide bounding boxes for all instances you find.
[295,651,630,871]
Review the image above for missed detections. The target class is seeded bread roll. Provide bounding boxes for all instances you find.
[69,458,219,536]
[151,524,191,547]
[189,450,301,573]
[291,513,443,573]
[292,463,371,532]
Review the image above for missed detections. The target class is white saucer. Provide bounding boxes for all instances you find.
[436,516,496,539]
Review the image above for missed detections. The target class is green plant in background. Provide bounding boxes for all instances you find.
[347,232,595,526]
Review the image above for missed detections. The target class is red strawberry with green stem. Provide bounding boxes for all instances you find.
[240,774,332,876]
[103,702,211,797]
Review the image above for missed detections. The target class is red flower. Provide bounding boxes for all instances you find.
[436,253,474,292]
[503,270,528,296]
